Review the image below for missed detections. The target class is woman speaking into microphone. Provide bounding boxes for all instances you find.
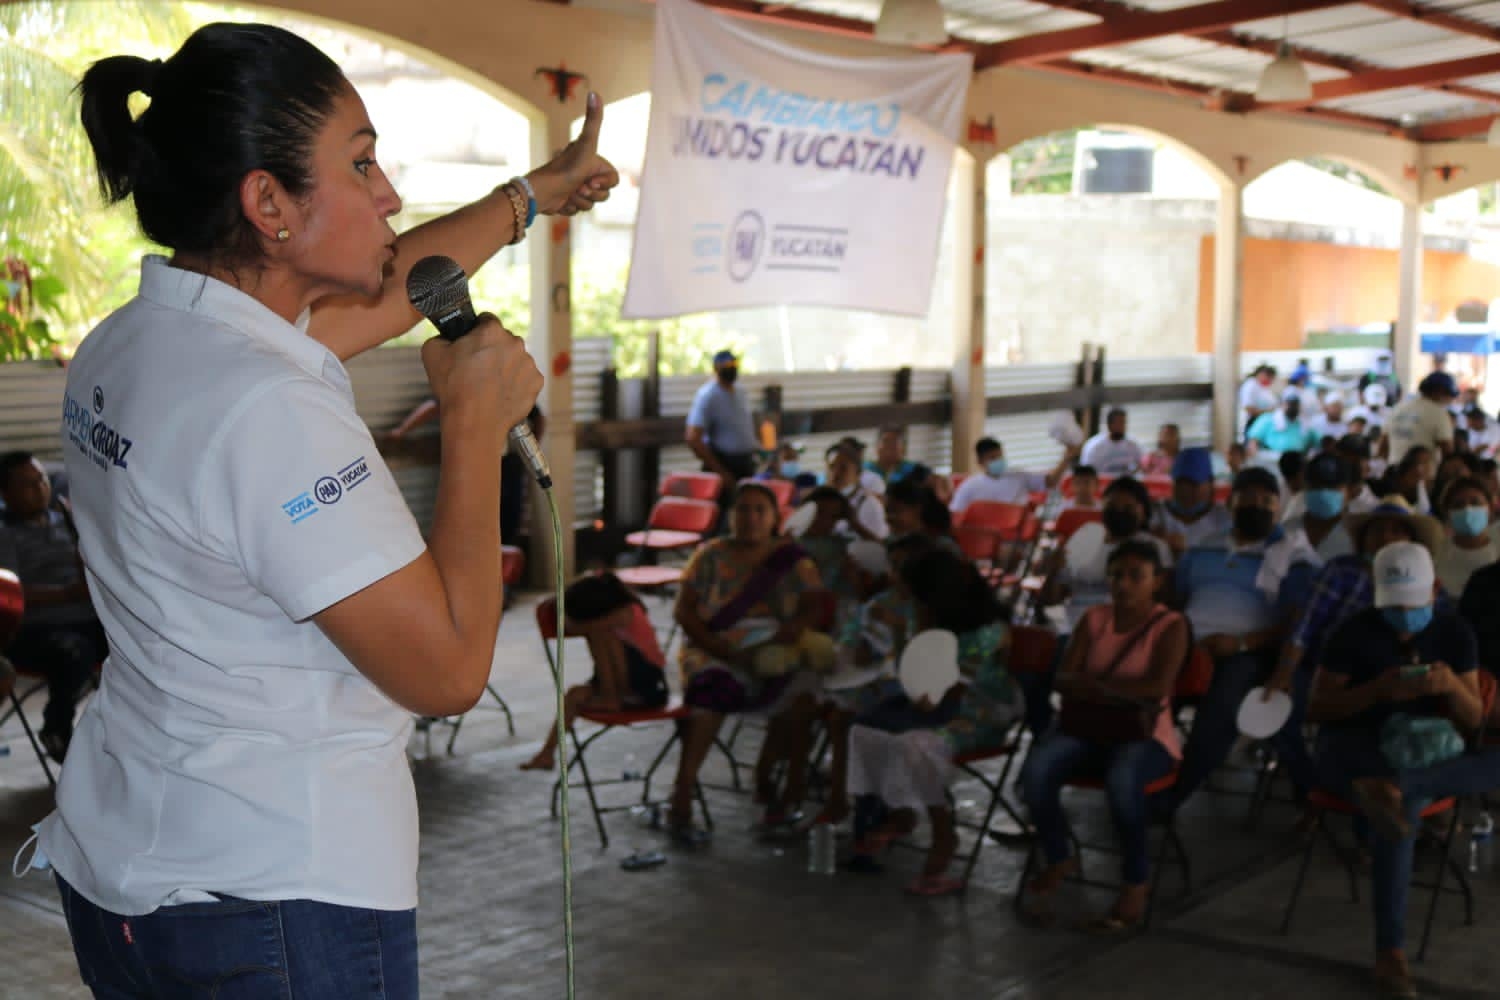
[30,22,616,997]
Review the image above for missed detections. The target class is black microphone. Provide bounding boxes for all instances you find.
[406,255,552,490]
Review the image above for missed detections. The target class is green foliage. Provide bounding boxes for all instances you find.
[1006,131,1079,195]
[0,256,64,360]
[0,1,188,356]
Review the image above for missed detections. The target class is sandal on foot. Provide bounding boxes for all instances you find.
[905,874,965,897]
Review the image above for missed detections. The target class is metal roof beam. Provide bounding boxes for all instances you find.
[973,0,1352,69]
[1359,0,1500,46]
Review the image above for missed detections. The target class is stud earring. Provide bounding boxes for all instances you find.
[276,228,290,242]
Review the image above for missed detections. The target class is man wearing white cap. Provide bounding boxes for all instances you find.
[1310,540,1500,998]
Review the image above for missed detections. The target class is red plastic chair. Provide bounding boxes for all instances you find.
[1052,507,1103,545]
[1059,474,1115,499]
[534,597,709,847]
[953,624,1059,883]
[501,546,526,587]
[0,570,58,788]
[1141,476,1174,501]
[661,472,724,503]
[754,478,797,523]
[624,496,720,551]
[957,500,1035,539]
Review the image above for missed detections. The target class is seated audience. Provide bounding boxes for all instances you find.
[1041,477,1172,632]
[1247,390,1317,458]
[1433,476,1498,597]
[1311,542,1500,999]
[1172,467,1288,803]
[1139,423,1181,478]
[1225,442,1248,477]
[1266,498,1445,807]
[784,443,888,541]
[667,483,835,844]
[1081,408,1144,476]
[0,451,104,762]
[844,548,1018,895]
[1061,465,1103,511]
[1280,453,1358,562]
[520,572,668,771]
[1021,540,1189,929]
[866,425,919,487]
[884,480,960,556]
[1335,435,1381,514]
[838,436,888,498]
[950,437,1075,513]
[1309,395,1350,442]
[1376,447,1434,515]
[1279,450,1306,501]
[1153,448,1230,557]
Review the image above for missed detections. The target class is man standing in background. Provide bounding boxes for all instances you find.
[686,349,760,499]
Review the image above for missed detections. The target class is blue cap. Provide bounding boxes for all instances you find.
[713,349,737,367]
[1172,447,1214,484]
[1419,371,1458,399]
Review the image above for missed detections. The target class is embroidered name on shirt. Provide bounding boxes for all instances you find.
[62,392,133,471]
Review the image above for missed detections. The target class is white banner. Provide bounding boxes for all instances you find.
[622,0,972,319]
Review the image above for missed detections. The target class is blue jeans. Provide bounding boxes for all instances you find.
[1020,730,1175,884]
[1176,650,1272,803]
[1316,728,1500,952]
[1270,664,1319,798]
[56,875,418,999]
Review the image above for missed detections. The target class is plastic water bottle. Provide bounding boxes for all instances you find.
[807,821,836,875]
[1469,810,1494,873]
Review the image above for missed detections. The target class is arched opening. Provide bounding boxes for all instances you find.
[982,125,1224,461]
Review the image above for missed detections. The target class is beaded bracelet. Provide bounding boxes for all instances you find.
[500,181,528,246]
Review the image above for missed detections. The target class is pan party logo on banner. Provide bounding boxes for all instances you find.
[623,0,972,320]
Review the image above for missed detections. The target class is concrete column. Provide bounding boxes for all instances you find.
[950,151,986,474]
[1211,183,1245,452]
[528,113,576,582]
[1395,199,1424,389]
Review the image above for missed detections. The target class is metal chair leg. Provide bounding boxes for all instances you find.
[486,684,516,737]
[1280,815,1322,936]
[10,690,54,790]
[566,726,610,848]
[1417,807,1470,962]
[959,769,1003,886]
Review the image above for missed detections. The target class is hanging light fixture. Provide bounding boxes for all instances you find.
[875,0,947,46]
[1255,16,1312,103]
[1486,115,1500,146]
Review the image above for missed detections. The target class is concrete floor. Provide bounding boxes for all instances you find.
[2,592,1497,999]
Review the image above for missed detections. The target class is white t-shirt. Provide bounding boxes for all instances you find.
[37,258,429,915]
[1156,503,1232,551]
[950,470,1045,512]
[1434,538,1499,597]
[1238,379,1279,432]
[1080,434,1144,476]
[784,485,889,541]
[1386,396,1454,463]
[1307,414,1349,441]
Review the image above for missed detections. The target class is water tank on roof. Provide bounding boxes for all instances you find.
[1073,132,1155,195]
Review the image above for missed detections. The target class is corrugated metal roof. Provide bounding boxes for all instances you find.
[769,0,1500,131]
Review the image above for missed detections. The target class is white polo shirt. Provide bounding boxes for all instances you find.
[37,257,429,915]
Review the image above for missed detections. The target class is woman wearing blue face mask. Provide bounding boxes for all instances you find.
[1434,477,1498,596]
[1310,541,1500,998]
[1287,453,1358,562]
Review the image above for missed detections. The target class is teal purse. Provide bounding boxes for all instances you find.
[1379,713,1466,771]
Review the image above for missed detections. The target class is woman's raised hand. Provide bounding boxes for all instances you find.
[528,93,620,218]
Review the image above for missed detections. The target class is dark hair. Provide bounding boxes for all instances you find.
[886,533,938,562]
[1439,475,1492,510]
[878,425,906,441]
[901,548,1008,633]
[1481,459,1499,478]
[1278,451,1305,482]
[801,485,845,508]
[1103,475,1151,513]
[1072,464,1099,480]
[1397,446,1432,475]
[1106,408,1127,422]
[0,451,36,491]
[79,23,349,269]
[1107,538,1165,573]
[974,437,1001,459]
[884,479,926,509]
[564,571,643,622]
[1159,423,1180,435]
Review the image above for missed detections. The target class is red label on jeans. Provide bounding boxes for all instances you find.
[121,921,133,945]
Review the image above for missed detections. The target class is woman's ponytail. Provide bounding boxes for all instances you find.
[77,55,161,204]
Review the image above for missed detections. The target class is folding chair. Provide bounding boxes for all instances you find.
[1281,791,1470,961]
[535,598,711,848]
[661,472,724,503]
[624,496,719,553]
[952,624,1058,884]
[1141,476,1175,501]
[1013,658,1207,927]
[1051,507,1103,545]
[0,570,57,789]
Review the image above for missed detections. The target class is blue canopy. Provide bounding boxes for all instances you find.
[1420,326,1500,355]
